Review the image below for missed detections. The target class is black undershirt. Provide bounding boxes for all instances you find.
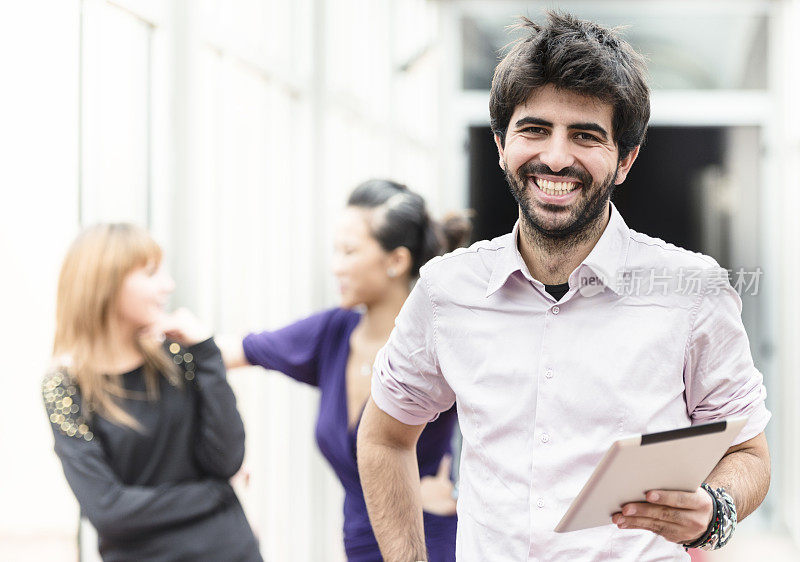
[545,282,570,301]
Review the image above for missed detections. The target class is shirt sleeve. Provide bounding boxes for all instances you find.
[684,277,771,445]
[242,309,338,386]
[42,373,235,541]
[371,274,456,426]
[171,338,247,479]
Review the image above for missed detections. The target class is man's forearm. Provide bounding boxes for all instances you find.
[357,399,428,562]
[359,440,426,561]
[706,432,770,520]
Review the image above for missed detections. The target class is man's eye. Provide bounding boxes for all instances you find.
[522,126,546,135]
[576,132,600,142]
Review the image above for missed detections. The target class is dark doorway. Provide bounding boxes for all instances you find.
[467,126,726,259]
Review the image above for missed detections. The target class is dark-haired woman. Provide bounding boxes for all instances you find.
[220,180,470,561]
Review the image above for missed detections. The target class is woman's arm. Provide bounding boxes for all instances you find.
[43,374,234,541]
[236,309,342,387]
[216,334,250,370]
[170,337,248,478]
[420,455,457,516]
[156,309,248,478]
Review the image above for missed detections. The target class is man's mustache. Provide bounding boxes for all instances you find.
[517,162,593,186]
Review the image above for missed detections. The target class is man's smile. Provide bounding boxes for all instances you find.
[528,174,582,198]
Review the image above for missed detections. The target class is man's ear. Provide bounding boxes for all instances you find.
[614,145,640,185]
[494,133,506,170]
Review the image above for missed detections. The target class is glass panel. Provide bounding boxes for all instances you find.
[81,2,151,224]
[461,8,768,91]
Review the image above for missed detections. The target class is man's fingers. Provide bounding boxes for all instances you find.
[612,515,684,542]
[618,502,687,525]
[614,491,712,543]
[645,489,703,509]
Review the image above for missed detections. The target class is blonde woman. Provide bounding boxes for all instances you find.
[43,224,261,561]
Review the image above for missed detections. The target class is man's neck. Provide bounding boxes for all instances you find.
[518,206,610,286]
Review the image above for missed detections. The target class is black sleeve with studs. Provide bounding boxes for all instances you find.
[42,369,236,542]
[169,337,247,479]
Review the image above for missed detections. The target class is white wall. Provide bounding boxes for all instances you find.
[771,0,800,545]
[0,1,82,550]
[0,1,445,560]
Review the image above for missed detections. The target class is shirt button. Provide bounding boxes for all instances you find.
[545,369,553,379]
[537,498,545,508]
[541,433,550,443]
[551,305,560,315]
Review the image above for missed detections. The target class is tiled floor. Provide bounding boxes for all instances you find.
[705,532,799,561]
[2,530,798,561]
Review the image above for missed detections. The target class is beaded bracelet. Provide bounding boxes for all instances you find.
[683,483,737,551]
[714,487,737,549]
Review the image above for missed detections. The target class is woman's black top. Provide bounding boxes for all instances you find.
[43,338,262,562]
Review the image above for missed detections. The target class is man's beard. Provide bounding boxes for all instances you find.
[503,161,618,253]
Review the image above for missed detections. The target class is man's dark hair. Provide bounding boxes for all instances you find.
[489,11,650,159]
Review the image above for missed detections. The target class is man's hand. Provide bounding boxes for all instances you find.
[612,432,770,546]
[612,488,713,544]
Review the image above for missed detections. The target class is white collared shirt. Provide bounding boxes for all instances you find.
[371,204,770,561]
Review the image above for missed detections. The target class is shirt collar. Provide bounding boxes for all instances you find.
[485,221,532,297]
[576,202,630,295]
[484,203,630,298]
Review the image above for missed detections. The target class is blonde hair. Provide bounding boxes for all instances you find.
[53,224,180,429]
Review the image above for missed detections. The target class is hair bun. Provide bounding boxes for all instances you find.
[440,210,474,253]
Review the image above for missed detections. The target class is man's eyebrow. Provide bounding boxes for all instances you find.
[514,117,552,128]
[569,122,609,140]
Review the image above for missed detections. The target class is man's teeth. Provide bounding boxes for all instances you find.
[535,178,580,196]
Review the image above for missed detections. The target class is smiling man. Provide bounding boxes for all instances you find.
[357,12,770,562]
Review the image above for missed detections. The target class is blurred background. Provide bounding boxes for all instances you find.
[1,0,799,560]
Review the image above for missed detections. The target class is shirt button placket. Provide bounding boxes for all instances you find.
[532,302,560,552]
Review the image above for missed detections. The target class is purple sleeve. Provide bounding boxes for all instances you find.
[242,309,337,387]
[684,278,771,445]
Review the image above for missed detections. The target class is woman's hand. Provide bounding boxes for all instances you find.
[150,308,212,347]
[215,334,250,369]
[420,455,457,516]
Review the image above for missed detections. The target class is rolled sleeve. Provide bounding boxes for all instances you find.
[371,275,455,426]
[685,280,771,445]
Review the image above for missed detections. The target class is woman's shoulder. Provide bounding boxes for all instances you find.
[328,306,361,324]
[42,357,78,392]
[42,365,95,442]
[295,307,360,337]
[323,307,362,341]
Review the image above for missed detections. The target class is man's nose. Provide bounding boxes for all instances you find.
[538,133,575,173]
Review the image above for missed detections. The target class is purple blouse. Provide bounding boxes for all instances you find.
[243,308,457,561]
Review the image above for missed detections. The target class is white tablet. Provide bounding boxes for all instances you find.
[554,417,747,533]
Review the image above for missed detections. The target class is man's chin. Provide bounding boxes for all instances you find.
[521,211,587,240]
[524,207,576,232]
